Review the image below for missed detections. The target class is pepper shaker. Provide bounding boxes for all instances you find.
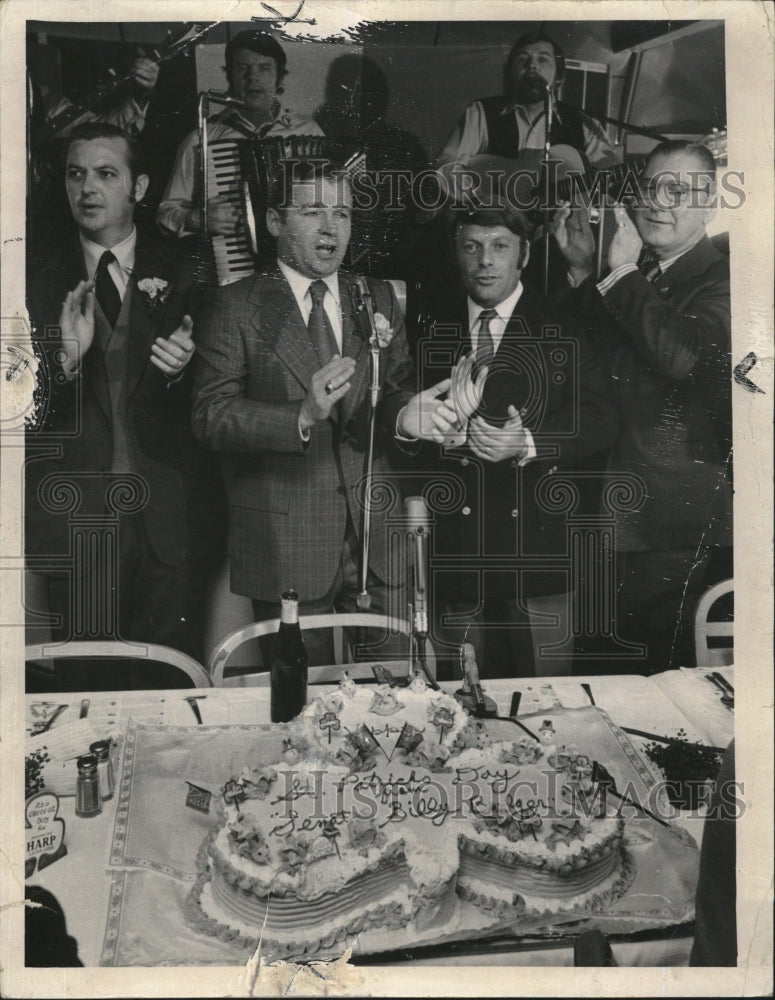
[75,753,102,818]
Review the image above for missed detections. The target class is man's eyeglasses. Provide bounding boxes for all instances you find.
[637,178,712,208]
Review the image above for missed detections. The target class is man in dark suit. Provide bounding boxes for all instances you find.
[192,159,452,663]
[417,204,617,677]
[553,139,732,673]
[26,122,222,683]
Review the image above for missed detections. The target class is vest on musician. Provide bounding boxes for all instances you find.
[479,95,587,159]
[94,286,135,476]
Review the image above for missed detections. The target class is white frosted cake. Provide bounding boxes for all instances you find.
[186,676,632,959]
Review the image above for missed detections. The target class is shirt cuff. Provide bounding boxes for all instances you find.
[597,263,639,296]
[518,427,537,466]
[298,416,311,442]
[394,406,418,442]
[567,269,594,288]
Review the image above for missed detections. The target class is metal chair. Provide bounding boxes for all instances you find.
[208,613,435,687]
[694,579,734,668]
[25,640,212,689]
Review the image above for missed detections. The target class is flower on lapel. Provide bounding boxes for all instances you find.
[137,276,170,314]
[372,312,394,349]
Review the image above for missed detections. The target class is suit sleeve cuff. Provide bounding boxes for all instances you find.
[597,263,639,296]
[394,405,418,442]
[518,427,537,466]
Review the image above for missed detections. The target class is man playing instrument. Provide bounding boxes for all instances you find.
[157,30,323,239]
[435,29,619,203]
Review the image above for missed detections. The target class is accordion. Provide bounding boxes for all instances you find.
[206,135,365,286]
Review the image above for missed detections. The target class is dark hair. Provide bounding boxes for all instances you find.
[267,158,351,214]
[451,205,534,244]
[505,30,566,88]
[64,121,146,183]
[225,30,287,90]
[646,139,718,181]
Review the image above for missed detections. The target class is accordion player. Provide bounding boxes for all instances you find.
[204,134,366,286]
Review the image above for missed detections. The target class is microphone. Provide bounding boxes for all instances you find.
[352,277,376,335]
[207,89,247,107]
[543,79,553,144]
[404,496,429,637]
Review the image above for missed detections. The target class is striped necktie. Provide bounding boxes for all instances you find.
[473,308,498,379]
[639,251,662,283]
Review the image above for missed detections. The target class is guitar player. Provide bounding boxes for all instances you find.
[418,30,621,302]
[435,29,620,204]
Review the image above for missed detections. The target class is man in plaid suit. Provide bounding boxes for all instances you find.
[192,159,453,662]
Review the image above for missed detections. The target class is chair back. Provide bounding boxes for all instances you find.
[25,640,212,689]
[694,579,734,668]
[208,612,434,687]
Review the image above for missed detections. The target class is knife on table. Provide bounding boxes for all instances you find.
[185,696,205,724]
[711,672,734,695]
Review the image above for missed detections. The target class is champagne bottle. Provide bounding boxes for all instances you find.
[270,590,308,723]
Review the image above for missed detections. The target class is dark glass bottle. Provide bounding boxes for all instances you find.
[270,590,308,723]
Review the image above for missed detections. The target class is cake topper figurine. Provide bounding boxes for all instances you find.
[454,638,497,717]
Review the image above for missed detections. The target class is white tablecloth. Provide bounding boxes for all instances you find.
[26,671,730,967]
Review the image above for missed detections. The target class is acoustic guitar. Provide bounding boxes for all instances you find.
[461,128,728,224]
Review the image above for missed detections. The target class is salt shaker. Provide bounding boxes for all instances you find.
[75,753,102,818]
[89,740,114,801]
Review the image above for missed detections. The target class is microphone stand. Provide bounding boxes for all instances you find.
[197,89,249,240]
[350,279,381,612]
[197,91,210,238]
[404,497,440,690]
[542,83,554,297]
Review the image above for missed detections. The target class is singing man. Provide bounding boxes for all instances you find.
[191,158,455,663]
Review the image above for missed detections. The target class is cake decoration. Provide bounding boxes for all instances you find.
[239,766,277,799]
[187,683,635,961]
[339,672,358,697]
[371,664,397,687]
[318,711,341,744]
[368,688,404,716]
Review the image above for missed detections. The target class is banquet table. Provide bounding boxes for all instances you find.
[24,669,734,969]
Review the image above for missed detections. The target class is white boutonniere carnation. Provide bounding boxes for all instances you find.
[372,312,394,348]
[137,277,170,309]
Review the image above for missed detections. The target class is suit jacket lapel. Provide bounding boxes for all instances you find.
[247,268,323,391]
[652,235,721,294]
[51,238,113,420]
[126,235,174,399]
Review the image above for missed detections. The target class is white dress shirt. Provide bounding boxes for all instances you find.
[278,260,343,352]
[80,227,136,299]
[467,282,523,356]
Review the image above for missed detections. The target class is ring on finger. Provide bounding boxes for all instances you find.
[325,380,335,395]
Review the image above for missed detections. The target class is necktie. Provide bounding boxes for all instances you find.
[307,280,339,365]
[95,250,122,328]
[473,308,498,379]
[639,251,662,283]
